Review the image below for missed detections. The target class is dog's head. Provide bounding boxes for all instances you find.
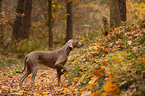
[68,39,84,49]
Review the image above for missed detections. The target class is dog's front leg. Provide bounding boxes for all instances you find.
[55,63,67,72]
[57,69,64,86]
[55,63,67,86]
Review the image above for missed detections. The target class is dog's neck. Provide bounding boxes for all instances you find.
[61,45,73,56]
[66,47,72,56]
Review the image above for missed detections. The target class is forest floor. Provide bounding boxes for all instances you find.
[0,64,70,96]
[0,19,145,96]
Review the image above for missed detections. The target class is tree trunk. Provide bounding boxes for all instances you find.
[119,0,126,21]
[21,0,32,39]
[109,0,121,28]
[12,0,25,40]
[48,0,53,48]
[66,0,73,42]
[0,0,3,45]
[102,16,109,36]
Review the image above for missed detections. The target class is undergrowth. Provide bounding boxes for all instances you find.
[64,19,145,95]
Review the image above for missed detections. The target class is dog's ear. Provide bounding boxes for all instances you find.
[68,40,74,48]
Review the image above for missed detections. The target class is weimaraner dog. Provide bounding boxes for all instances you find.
[17,39,84,91]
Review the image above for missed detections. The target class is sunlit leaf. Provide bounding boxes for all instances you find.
[81,91,91,96]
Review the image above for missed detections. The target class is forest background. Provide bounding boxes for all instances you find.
[0,0,145,95]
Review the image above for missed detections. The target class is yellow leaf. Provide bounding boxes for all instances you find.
[81,91,91,96]
[141,56,145,64]
[91,91,100,96]
[33,92,41,96]
[80,73,87,82]
[62,88,72,94]
[120,93,125,96]
[42,92,49,95]
[113,64,115,66]
[52,4,56,8]
[113,74,118,79]
[112,56,115,59]
[88,76,98,84]
[87,84,95,90]
[100,92,108,96]
[104,81,119,94]
[73,77,79,80]
[117,53,122,57]
[131,73,136,78]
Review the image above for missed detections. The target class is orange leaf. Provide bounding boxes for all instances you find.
[102,61,109,66]
[104,48,109,52]
[104,81,119,94]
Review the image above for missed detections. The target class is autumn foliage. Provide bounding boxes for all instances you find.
[65,19,145,96]
[0,0,145,95]
[0,18,145,95]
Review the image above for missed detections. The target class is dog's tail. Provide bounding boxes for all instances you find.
[16,56,27,73]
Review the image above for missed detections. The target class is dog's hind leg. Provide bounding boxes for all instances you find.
[19,63,31,90]
[30,63,38,91]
